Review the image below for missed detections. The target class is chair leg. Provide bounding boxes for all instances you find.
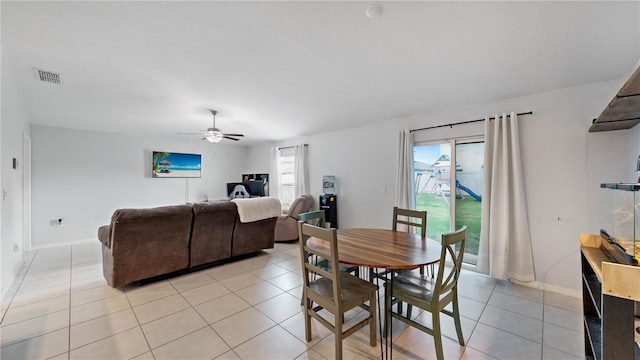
[304,299,312,342]
[452,297,465,346]
[384,285,391,338]
[369,292,377,346]
[335,311,343,360]
[432,312,444,360]
[368,267,377,283]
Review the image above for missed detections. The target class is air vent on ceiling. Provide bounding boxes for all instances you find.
[33,68,62,85]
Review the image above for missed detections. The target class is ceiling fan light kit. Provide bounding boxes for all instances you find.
[179,109,245,143]
[205,133,223,143]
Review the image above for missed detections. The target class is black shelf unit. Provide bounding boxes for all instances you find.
[581,246,638,360]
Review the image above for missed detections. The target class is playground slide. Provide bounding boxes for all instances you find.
[455,180,481,201]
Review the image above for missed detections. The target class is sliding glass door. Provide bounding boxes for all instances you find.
[453,141,483,265]
[414,138,483,265]
[414,143,451,242]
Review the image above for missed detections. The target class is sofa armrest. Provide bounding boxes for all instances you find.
[98,225,111,248]
[102,205,193,287]
[274,214,299,242]
[233,216,277,256]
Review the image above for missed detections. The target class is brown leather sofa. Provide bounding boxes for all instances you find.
[98,200,278,288]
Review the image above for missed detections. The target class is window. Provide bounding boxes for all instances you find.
[414,138,484,265]
[279,147,295,209]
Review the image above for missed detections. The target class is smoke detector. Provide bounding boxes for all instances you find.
[366,4,383,18]
[33,68,62,85]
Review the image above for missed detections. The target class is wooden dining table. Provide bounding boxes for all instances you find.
[306,227,442,270]
[306,227,443,360]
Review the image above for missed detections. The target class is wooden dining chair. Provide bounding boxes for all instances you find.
[297,221,378,360]
[384,226,467,360]
[298,210,326,227]
[298,211,359,277]
[370,206,428,283]
[393,206,428,274]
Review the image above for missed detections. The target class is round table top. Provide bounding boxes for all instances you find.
[307,228,442,270]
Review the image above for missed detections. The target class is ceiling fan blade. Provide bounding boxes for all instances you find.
[182,110,245,142]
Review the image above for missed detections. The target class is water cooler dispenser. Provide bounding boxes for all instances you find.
[319,194,338,229]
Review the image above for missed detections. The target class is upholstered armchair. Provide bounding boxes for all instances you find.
[274,194,313,242]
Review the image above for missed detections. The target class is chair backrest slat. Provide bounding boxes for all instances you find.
[299,210,326,228]
[298,221,341,312]
[392,207,427,237]
[434,226,466,298]
[298,210,331,278]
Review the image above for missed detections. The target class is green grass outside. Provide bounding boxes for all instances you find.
[416,192,481,255]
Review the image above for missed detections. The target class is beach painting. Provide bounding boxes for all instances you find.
[152,151,201,178]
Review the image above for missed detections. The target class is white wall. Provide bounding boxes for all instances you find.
[1,47,29,296]
[31,125,248,248]
[253,78,631,294]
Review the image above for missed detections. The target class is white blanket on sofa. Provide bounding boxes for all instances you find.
[232,197,282,223]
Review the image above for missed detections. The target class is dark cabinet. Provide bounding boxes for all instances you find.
[319,195,337,229]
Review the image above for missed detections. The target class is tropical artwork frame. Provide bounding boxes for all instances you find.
[152,151,202,178]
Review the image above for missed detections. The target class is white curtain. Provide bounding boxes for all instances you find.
[477,112,535,282]
[395,129,415,210]
[293,144,309,197]
[269,147,280,199]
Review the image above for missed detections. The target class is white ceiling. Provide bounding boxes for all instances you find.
[2,1,639,145]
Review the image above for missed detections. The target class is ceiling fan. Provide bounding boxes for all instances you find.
[179,110,245,143]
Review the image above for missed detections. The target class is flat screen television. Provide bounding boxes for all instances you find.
[246,180,265,197]
[153,151,201,178]
[227,181,265,198]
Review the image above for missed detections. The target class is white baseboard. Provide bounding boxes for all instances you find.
[1,259,25,300]
[462,264,582,299]
[30,238,97,250]
[510,279,581,299]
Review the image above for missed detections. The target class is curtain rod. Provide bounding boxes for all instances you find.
[410,111,533,133]
[278,144,308,150]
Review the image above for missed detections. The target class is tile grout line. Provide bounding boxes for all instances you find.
[7,241,585,360]
[67,246,72,360]
[458,276,498,360]
[0,250,38,325]
[64,254,143,357]
[541,289,546,360]
[125,280,157,359]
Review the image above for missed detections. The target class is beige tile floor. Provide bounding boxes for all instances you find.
[0,241,584,360]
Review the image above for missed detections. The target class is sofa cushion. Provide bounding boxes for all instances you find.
[190,201,237,267]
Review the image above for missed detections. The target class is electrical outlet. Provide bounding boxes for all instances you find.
[13,243,19,252]
[2,189,7,200]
